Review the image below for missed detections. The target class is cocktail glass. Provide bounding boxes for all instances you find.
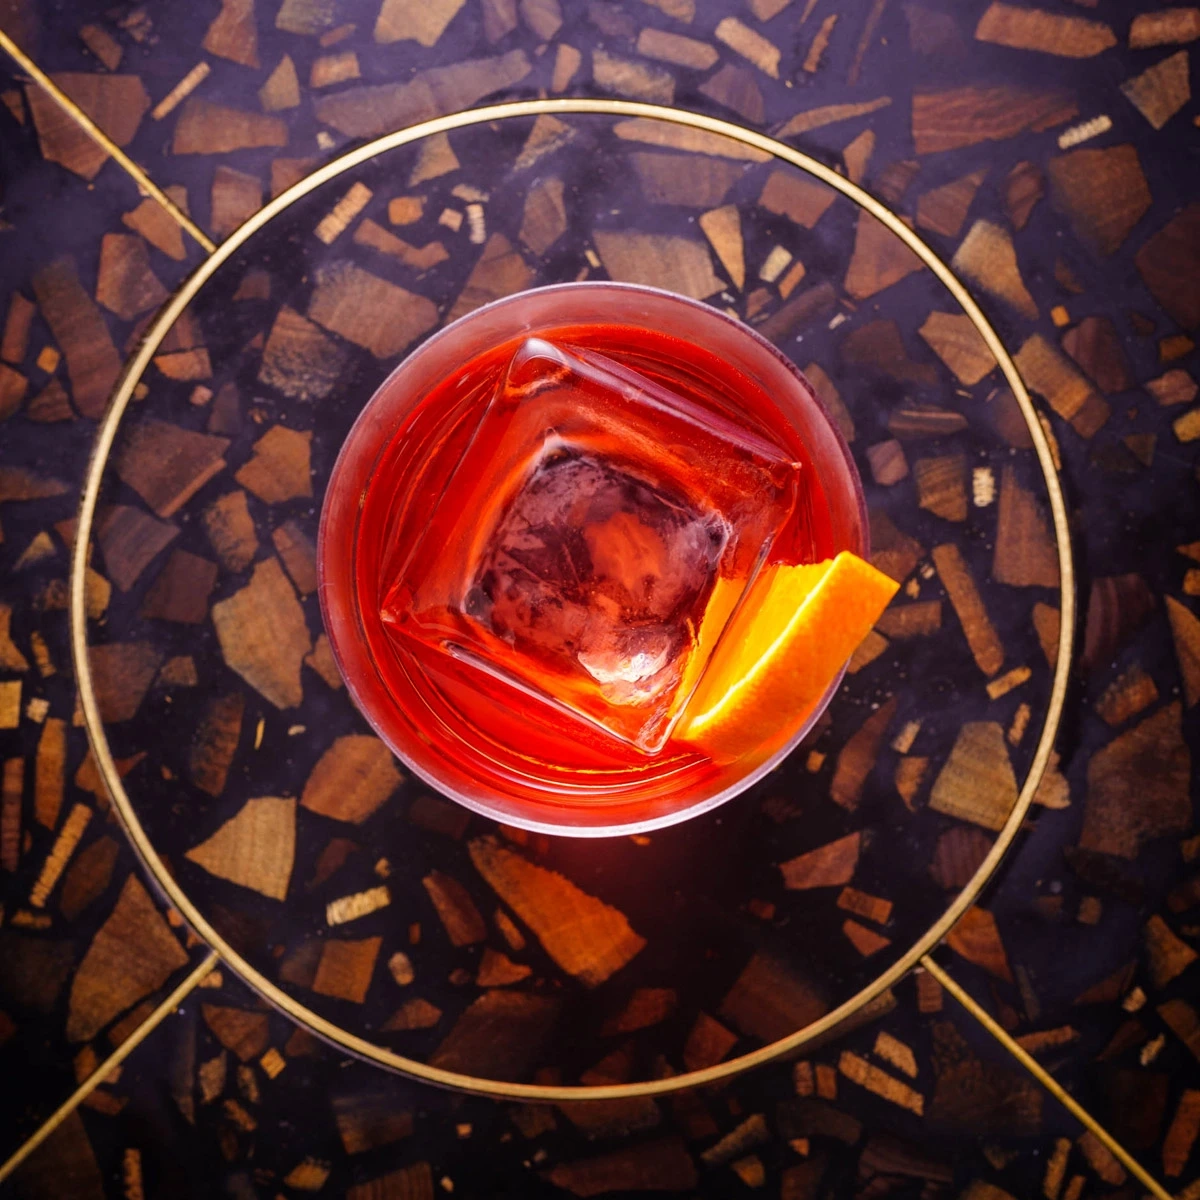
[319,282,867,835]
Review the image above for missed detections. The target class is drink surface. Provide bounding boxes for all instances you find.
[348,316,837,812]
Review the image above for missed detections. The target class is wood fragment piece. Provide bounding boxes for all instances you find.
[210,165,262,237]
[839,1051,924,1113]
[203,0,259,66]
[66,875,188,1041]
[947,906,1012,981]
[259,306,350,402]
[511,176,566,260]
[930,722,1017,832]
[714,16,780,76]
[1145,914,1198,988]
[866,440,908,486]
[469,836,644,986]
[614,119,768,162]
[874,1031,917,1078]
[1122,50,1191,130]
[1130,9,1200,48]
[301,735,401,823]
[914,454,968,522]
[431,990,560,1080]
[423,870,486,946]
[235,425,312,504]
[758,169,837,229]
[683,1011,738,1070]
[312,937,381,1003]
[115,419,229,518]
[314,183,373,245]
[993,466,1059,587]
[60,836,118,920]
[803,362,854,443]
[780,832,861,890]
[89,642,163,723]
[933,542,1004,674]
[911,84,1076,154]
[202,490,258,573]
[895,756,929,806]
[974,3,1115,56]
[876,601,941,639]
[1015,333,1108,435]
[636,27,717,68]
[601,988,676,1034]
[1001,161,1044,231]
[592,47,675,102]
[33,717,66,830]
[190,693,244,797]
[929,827,993,890]
[841,319,937,386]
[258,55,300,111]
[632,152,746,209]
[140,550,218,625]
[1168,597,1200,705]
[1080,703,1190,858]
[844,210,923,301]
[149,64,212,124]
[1,293,34,367]
[476,948,532,987]
[593,230,723,301]
[309,261,438,356]
[918,311,994,386]
[27,73,149,180]
[310,49,360,87]
[545,1138,697,1196]
[915,169,986,240]
[698,62,764,124]
[1163,1089,1200,1177]
[79,24,123,70]
[382,996,442,1031]
[777,96,893,139]
[202,1004,269,1062]
[173,98,287,154]
[0,605,28,673]
[830,697,897,811]
[1048,145,1151,257]
[186,797,294,900]
[327,886,390,926]
[951,220,1037,319]
[700,205,744,291]
[31,257,121,418]
[212,557,311,708]
[802,12,838,73]
[1061,316,1133,394]
[95,233,168,320]
[122,187,189,261]
[869,510,924,583]
[270,520,317,596]
[1095,664,1158,726]
[838,886,892,926]
[698,1113,768,1166]
[0,757,20,869]
[1136,204,1200,330]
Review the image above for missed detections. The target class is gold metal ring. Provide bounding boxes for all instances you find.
[70,97,1075,1101]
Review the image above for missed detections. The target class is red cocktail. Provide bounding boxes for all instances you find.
[319,284,866,834]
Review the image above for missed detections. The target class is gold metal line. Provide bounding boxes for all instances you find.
[0,951,219,1188]
[0,27,216,253]
[69,99,1076,1101]
[921,955,1172,1200]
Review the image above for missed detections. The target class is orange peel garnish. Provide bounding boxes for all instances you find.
[677,551,900,763]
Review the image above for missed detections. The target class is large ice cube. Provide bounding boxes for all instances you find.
[382,338,807,752]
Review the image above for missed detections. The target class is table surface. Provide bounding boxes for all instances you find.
[1,1,1198,1198]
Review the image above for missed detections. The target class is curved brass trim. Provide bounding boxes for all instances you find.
[922,956,1172,1200]
[0,27,216,253]
[70,98,1075,1101]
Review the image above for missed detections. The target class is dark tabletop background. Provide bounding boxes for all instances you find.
[1,0,1199,1197]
